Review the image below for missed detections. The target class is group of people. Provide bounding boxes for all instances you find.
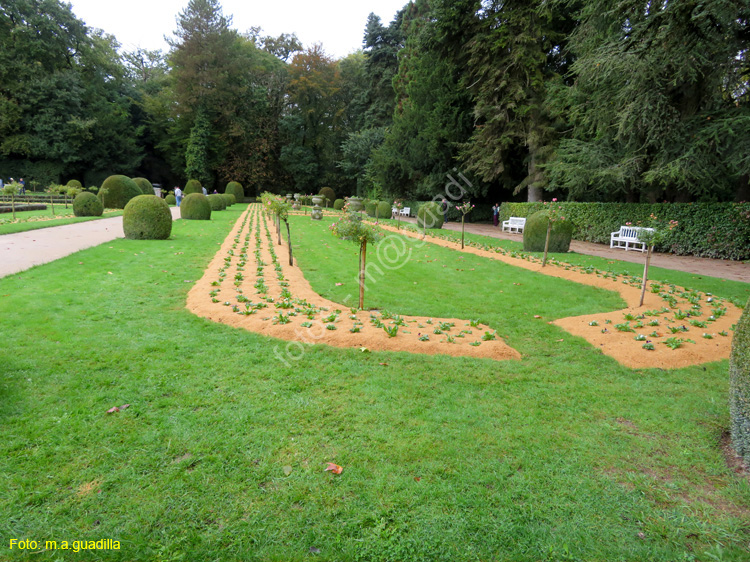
[172,185,217,207]
[0,177,25,194]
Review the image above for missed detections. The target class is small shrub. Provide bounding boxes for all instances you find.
[123,195,172,240]
[100,175,142,209]
[334,198,345,210]
[417,202,444,229]
[66,179,83,189]
[165,193,176,205]
[522,210,574,253]
[208,193,227,211]
[376,201,391,219]
[365,200,378,217]
[72,191,103,217]
[730,297,750,464]
[184,179,203,195]
[319,186,335,206]
[181,193,212,220]
[225,181,244,201]
[132,177,155,195]
[223,193,236,207]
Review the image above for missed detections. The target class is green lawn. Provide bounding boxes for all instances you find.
[1,206,748,561]
[0,207,125,235]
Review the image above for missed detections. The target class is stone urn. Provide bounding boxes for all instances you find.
[286,193,293,201]
[348,197,364,212]
[311,205,323,220]
[312,195,324,207]
[294,193,301,201]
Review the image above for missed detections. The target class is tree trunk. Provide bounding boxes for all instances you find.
[10,192,16,220]
[277,216,282,245]
[50,193,55,216]
[358,241,367,309]
[639,246,653,307]
[285,220,293,266]
[542,220,551,267]
[461,215,465,249]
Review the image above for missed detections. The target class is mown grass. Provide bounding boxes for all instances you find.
[1,206,748,561]
[0,207,125,235]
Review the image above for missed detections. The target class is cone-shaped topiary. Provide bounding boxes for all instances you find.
[333,198,345,210]
[181,193,211,220]
[222,193,235,206]
[417,202,444,229]
[184,179,203,195]
[225,181,244,202]
[66,179,83,189]
[100,175,142,209]
[165,193,176,205]
[376,201,391,219]
[365,200,378,217]
[73,191,103,217]
[730,298,750,464]
[132,177,154,195]
[522,210,573,253]
[208,193,227,211]
[123,195,172,240]
[319,187,335,206]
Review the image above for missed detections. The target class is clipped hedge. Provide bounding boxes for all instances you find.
[165,193,176,205]
[730,298,750,464]
[223,193,236,207]
[99,175,142,209]
[417,202,444,229]
[334,198,345,210]
[66,179,83,189]
[500,202,750,260]
[225,181,244,201]
[376,201,391,219]
[319,187,335,206]
[181,193,211,220]
[208,193,227,211]
[184,179,203,195]
[364,200,378,217]
[123,195,172,240]
[133,177,154,195]
[73,192,103,217]
[522,211,574,253]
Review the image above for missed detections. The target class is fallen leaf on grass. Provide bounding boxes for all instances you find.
[379,362,388,366]
[325,463,343,474]
[359,347,370,353]
[534,315,542,319]
[106,406,120,414]
[283,465,293,476]
[120,404,130,410]
[335,283,343,286]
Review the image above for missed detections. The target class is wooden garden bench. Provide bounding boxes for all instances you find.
[501,216,526,233]
[400,207,411,217]
[610,226,655,252]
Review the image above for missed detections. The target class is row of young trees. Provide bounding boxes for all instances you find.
[1,0,748,203]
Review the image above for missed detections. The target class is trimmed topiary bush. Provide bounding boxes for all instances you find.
[123,195,172,240]
[165,193,176,205]
[417,202,444,229]
[100,175,142,209]
[222,193,236,207]
[66,179,83,189]
[333,198,345,210]
[730,299,750,464]
[181,192,211,220]
[376,201,391,219]
[208,193,227,211]
[73,191,103,217]
[225,181,244,202]
[184,179,203,195]
[365,200,378,217]
[523,210,574,253]
[132,177,154,195]
[319,187,335,206]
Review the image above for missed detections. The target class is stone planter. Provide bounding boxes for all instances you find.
[347,197,363,212]
[312,196,324,206]
[311,205,323,220]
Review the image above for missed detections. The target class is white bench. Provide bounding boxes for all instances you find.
[501,217,526,233]
[400,207,410,217]
[610,226,655,252]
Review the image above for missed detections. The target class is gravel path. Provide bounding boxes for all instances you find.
[0,207,181,279]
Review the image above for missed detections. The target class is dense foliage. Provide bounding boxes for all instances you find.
[522,210,574,253]
[225,181,244,201]
[180,192,211,220]
[417,201,444,229]
[99,175,142,209]
[122,195,172,240]
[207,193,227,211]
[184,179,203,195]
[133,177,155,195]
[730,299,750,464]
[72,192,103,217]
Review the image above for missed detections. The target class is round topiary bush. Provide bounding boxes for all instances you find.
[333,198,345,210]
[165,193,176,205]
[66,179,83,189]
[184,179,203,195]
[225,181,244,202]
[365,200,378,217]
[181,192,211,220]
[319,187,335,206]
[730,298,750,464]
[376,201,391,219]
[100,175,142,209]
[132,177,154,195]
[73,191,103,217]
[123,195,172,240]
[522,210,573,253]
[222,193,236,207]
[208,193,227,211]
[417,202,444,229]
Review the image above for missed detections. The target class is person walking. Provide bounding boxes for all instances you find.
[174,186,183,207]
[19,178,25,194]
[492,203,500,227]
